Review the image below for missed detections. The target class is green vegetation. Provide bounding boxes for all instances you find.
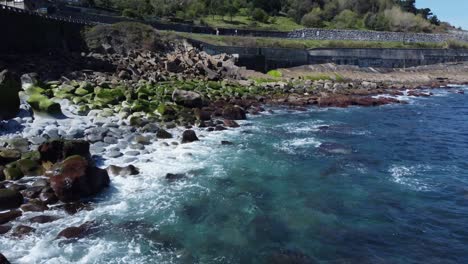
[200,15,303,32]
[267,70,282,78]
[175,32,468,50]
[91,0,451,33]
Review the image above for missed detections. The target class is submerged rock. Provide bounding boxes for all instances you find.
[165,173,186,182]
[106,165,140,177]
[11,225,35,238]
[267,249,315,264]
[0,70,20,121]
[181,130,199,144]
[0,210,22,225]
[319,142,353,155]
[29,215,60,224]
[57,221,96,239]
[0,189,23,210]
[47,155,110,202]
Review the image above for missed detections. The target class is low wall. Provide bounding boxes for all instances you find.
[0,5,88,53]
[191,40,468,71]
[308,48,468,68]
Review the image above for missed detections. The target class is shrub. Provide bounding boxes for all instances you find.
[443,39,468,49]
[331,10,364,29]
[301,7,323,28]
[383,7,432,32]
[252,8,269,23]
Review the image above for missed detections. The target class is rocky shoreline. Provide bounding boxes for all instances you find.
[1,40,467,263]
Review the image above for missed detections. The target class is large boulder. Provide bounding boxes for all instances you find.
[222,106,247,120]
[0,189,23,210]
[181,130,199,144]
[0,253,10,264]
[46,155,110,202]
[172,89,203,108]
[0,70,20,121]
[39,140,91,164]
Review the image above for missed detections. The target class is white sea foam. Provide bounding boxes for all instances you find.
[273,137,321,154]
[389,164,432,191]
[0,114,246,263]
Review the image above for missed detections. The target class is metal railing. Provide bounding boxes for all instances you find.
[0,4,95,25]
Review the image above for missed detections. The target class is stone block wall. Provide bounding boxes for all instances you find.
[288,28,468,43]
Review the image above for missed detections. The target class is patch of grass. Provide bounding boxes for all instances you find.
[199,15,303,32]
[175,32,466,50]
[267,70,282,78]
[252,77,279,84]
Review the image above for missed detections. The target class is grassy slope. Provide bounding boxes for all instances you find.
[200,15,303,32]
[175,32,455,49]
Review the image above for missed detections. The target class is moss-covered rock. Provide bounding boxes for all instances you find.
[0,149,22,165]
[27,94,63,115]
[75,87,90,96]
[77,105,91,116]
[15,159,42,176]
[3,166,23,181]
[0,70,21,120]
[95,87,125,105]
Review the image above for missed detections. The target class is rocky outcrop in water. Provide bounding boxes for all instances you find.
[0,70,20,121]
[47,155,110,202]
[0,253,10,264]
[181,130,199,144]
[0,190,23,210]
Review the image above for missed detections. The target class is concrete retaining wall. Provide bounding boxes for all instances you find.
[192,40,468,71]
[0,5,88,53]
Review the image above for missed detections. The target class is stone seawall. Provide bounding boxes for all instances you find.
[190,40,468,71]
[288,28,468,43]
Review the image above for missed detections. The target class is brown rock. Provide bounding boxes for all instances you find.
[39,140,91,164]
[106,165,139,177]
[222,106,246,120]
[39,192,59,205]
[0,210,23,225]
[223,119,240,128]
[181,130,199,144]
[20,202,48,212]
[47,155,110,202]
[57,221,95,239]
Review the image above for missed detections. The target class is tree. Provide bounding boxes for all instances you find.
[331,10,363,29]
[301,7,323,28]
[251,8,269,23]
